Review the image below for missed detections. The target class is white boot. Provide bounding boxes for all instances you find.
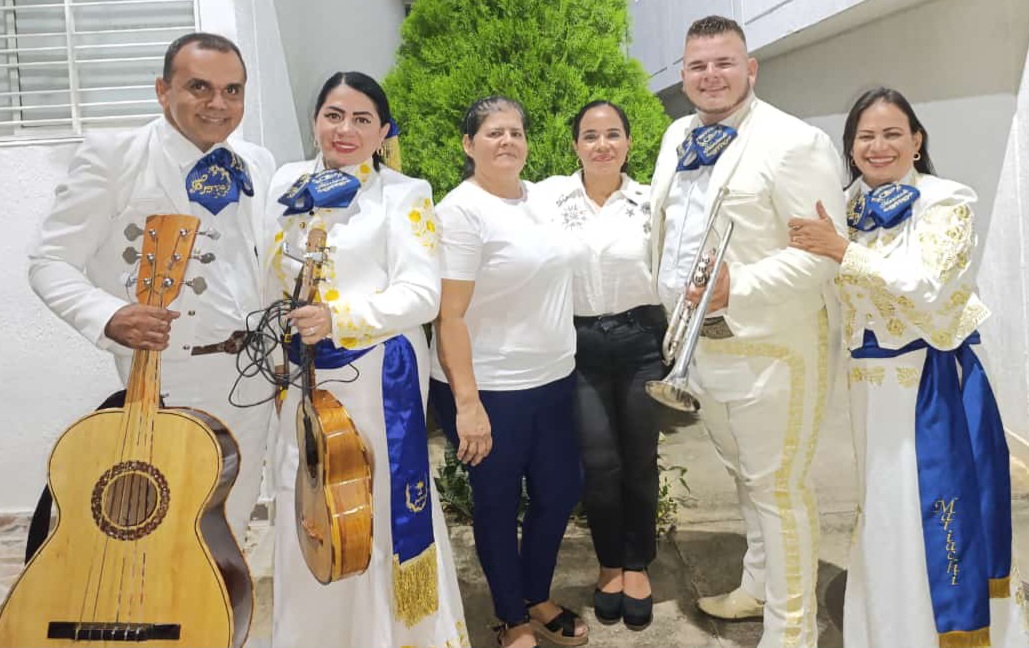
[697,586,764,620]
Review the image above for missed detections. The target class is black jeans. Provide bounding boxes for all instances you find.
[573,304,667,571]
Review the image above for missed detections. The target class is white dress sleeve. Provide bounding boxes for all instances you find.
[838,180,989,350]
[328,178,442,349]
[27,134,131,349]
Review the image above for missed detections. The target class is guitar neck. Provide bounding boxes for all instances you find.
[124,349,161,423]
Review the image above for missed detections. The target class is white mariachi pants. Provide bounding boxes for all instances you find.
[690,311,829,648]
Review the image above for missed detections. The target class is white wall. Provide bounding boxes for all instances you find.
[272,0,407,158]
[0,0,303,513]
[0,144,122,512]
[978,44,1029,450]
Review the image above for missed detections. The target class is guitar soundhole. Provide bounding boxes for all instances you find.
[91,461,170,540]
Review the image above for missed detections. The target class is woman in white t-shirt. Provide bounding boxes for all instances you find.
[534,100,665,633]
[429,96,588,648]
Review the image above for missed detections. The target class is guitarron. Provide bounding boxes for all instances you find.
[0,214,252,647]
[292,227,373,584]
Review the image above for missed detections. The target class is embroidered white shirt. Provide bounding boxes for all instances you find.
[535,171,659,316]
[656,99,753,314]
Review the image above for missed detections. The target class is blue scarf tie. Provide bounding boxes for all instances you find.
[287,335,439,625]
[676,123,738,172]
[278,169,361,216]
[848,182,920,232]
[185,147,253,215]
[852,330,1012,645]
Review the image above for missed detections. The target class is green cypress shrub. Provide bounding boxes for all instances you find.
[384,0,670,200]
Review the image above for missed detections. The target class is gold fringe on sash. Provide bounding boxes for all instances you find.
[392,543,439,627]
[939,627,990,648]
[989,576,1011,598]
[379,136,403,173]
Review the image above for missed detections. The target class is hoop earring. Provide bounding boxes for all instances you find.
[913,151,922,161]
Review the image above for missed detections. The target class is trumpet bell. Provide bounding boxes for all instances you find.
[644,379,700,413]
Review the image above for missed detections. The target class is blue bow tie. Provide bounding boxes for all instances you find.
[186,147,253,215]
[676,124,738,172]
[848,182,921,232]
[278,168,361,216]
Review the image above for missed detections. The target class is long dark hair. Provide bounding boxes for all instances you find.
[313,71,392,170]
[842,87,935,183]
[460,96,527,179]
[571,100,631,173]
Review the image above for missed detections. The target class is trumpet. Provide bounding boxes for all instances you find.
[645,187,735,412]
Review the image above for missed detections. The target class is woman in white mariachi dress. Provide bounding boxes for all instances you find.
[789,87,1028,648]
[533,100,665,632]
[265,71,467,648]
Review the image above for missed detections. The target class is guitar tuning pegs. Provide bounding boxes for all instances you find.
[186,277,207,295]
[124,223,143,241]
[122,247,140,264]
[124,274,137,288]
[199,227,221,241]
[192,251,216,264]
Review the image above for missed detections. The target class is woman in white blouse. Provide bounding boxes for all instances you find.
[535,100,665,632]
[430,96,588,648]
[265,71,467,648]
[788,87,1028,648]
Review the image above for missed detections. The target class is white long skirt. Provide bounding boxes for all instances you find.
[845,350,1029,647]
[271,330,468,648]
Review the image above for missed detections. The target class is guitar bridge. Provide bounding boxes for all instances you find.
[48,621,181,642]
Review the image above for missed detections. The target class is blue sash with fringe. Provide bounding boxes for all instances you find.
[852,330,1011,647]
[289,335,439,626]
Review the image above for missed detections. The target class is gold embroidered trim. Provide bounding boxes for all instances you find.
[851,366,885,385]
[399,621,470,648]
[408,197,439,254]
[896,367,920,388]
[703,331,816,647]
[393,543,440,628]
[938,627,990,648]
[989,576,1011,599]
[838,214,989,350]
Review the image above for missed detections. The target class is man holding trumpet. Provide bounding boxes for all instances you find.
[648,15,846,648]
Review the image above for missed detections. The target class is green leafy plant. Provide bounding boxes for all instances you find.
[384,0,670,201]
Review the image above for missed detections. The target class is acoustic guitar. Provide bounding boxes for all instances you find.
[292,228,373,584]
[0,214,252,647]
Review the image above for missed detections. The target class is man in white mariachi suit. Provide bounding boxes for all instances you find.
[649,15,847,648]
[28,32,276,541]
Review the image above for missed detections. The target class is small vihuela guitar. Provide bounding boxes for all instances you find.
[292,228,373,584]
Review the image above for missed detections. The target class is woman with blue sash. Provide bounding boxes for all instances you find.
[265,71,468,648]
[788,87,1028,648]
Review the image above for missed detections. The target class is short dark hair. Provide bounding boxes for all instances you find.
[842,87,936,183]
[313,71,393,170]
[571,100,631,173]
[162,32,246,82]
[460,96,527,179]
[686,15,747,45]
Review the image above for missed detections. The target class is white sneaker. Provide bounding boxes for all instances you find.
[697,586,764,620]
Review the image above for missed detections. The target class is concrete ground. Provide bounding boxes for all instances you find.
[3,402,1028,648]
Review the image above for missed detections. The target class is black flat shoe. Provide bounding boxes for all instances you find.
[593,588,623,624]
[622,592,653,631]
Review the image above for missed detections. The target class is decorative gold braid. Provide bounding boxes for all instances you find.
[938,627,990,648]
[393,544,439,627]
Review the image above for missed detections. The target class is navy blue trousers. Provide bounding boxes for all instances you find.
[430,373,582,625]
